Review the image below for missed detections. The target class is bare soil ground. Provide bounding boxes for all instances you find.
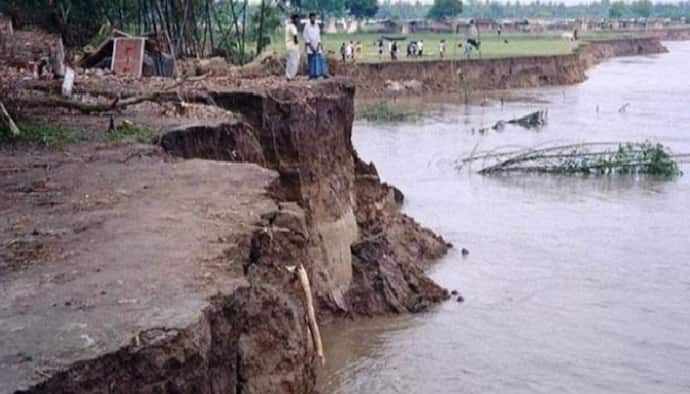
[0,143,277,392]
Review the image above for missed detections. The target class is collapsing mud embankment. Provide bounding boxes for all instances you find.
[160,80,452,319]
[333,37,670,98]
[1,79,450,394]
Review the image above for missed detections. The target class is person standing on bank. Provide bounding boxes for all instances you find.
[466,19,481,58]
[303,12,327,79]
[285,14,300,80]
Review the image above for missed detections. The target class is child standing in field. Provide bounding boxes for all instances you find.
[439,39,446,59]
[418,40,424,56]
[377,40,384,60]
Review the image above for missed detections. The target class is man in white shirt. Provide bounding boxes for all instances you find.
[345,41,353,61]
[303,12,326,79]
[285,14,300,80]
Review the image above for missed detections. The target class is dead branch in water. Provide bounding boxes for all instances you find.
[507,110,547,129]
[477,110,547,134]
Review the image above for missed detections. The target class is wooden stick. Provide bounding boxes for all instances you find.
[0,101,20,135]
[296,264,325,366]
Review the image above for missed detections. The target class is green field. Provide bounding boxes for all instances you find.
[269,32,582,62]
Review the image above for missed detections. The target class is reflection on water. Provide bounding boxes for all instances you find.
[319,42,690,394]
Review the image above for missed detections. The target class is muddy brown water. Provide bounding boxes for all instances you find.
[319,42,690,394]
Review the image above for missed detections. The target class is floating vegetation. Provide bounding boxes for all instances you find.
[357,102,422,123]
[458,141,685,177]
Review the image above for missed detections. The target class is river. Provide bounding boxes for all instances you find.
[319,41,690,394]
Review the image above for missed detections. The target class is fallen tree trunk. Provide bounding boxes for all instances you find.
[7,76,207,114]
[11,92,169,114]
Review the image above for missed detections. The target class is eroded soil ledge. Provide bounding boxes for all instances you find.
[334,36,671,98]
[1,79,450,394]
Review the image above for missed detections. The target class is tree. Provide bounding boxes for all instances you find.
[631,0,652,17]
[252,0,282,54]
[301,0,346,15]
[427,0,463,20]
[346,0,379,19]
[608,1,627,18]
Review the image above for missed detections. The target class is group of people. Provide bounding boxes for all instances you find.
[339,41,362,62]
[284,15,486,79]
[285,13,329,80]
[406,40,425,58]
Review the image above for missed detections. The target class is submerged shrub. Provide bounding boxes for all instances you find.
[357,102,421,123]
[470,141,683,177]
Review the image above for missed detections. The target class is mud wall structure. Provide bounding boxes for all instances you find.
[334,37,669,98]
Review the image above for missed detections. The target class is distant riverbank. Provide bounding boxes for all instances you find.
[332,36,671,98]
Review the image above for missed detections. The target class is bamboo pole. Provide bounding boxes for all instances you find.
[296,264,325,366]
[0,102,20,135]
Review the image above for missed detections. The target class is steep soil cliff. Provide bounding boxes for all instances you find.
[160,79,451,319]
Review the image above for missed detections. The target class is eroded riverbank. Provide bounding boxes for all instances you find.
[335,36,672,98]
[0,78,451,393]
[319,41,690,394]
[2,28,689,393]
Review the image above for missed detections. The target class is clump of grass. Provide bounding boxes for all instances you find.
[0,123,82,147]
[357,102,421,123]
[107,124,156,144]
